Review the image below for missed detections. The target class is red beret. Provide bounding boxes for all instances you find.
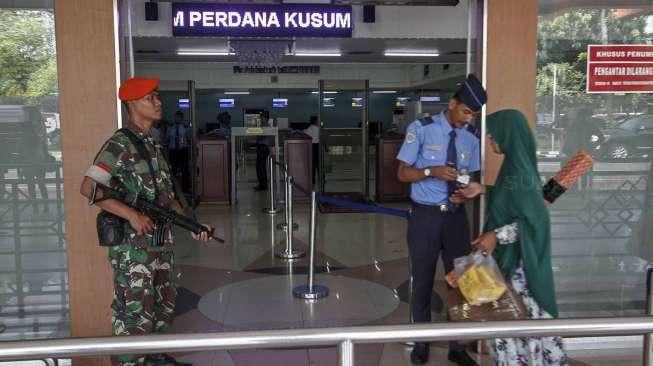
[118,77,160,101]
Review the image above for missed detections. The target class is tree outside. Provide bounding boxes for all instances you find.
[537,9,652,122]
[0,9,58,108]
[536,8,652,154]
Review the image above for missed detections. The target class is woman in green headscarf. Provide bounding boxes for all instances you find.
[459,109,568,365]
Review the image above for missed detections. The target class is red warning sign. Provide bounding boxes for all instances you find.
[587,45,653,93]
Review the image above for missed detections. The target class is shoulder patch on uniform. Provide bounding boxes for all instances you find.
[418,116,434,126]
[405,132,417,144]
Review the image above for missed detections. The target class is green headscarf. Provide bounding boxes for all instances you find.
[485,109,558,317]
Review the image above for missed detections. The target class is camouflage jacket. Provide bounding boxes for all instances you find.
[85,123,176,251]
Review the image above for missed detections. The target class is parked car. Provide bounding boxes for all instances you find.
[42,112,60,134]
[562,116,605,158]
[598,115,653,160]
[0,105,43,164]
[536,113,554,130]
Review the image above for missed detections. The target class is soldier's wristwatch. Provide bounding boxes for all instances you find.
[423,168,431,177]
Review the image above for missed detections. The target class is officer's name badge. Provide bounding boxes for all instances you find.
[424,144,442,151]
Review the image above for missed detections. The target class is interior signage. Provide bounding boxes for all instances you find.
[587,44,653,93]
[177,98,190,109]
[233,65,320,74]
[172,3,353,37]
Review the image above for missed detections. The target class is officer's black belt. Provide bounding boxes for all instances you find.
[411,201,454,213]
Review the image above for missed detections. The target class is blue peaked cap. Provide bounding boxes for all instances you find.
[454,74,487,112]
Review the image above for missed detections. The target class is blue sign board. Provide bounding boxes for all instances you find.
[172,3,353,37]
[219,98,235,108]
[178,98,190,109]
[272,98,288,108]
[420,96,441,102]
[323,97,335,107]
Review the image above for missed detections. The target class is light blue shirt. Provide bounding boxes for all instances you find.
[396,111,480,205]
[166,123,189,150]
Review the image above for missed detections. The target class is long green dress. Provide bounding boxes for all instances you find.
[484,109,569,366]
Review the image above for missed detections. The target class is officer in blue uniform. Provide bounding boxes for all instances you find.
[397,74,487,365]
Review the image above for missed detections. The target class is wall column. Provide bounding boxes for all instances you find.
[55,1,119,365]
[484,0,538,184]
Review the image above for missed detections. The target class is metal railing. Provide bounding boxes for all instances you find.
[1,317,653,365]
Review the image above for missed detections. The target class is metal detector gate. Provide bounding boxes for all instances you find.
[318,79,370,199]
[230,127,280,205]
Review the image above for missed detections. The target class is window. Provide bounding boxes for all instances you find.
[619,117,642,131]
[0,3,68,340]
[641,117,653,130]
[536,3,653,318]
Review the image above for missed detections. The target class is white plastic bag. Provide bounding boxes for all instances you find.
[453,251,507,305]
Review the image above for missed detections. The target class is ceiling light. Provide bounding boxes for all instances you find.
[311,91,338,94]
[295,52,342,57]
[384,52,440,57]
[177,50,234,56]
[373,90,397,94]
[224,91,250,95]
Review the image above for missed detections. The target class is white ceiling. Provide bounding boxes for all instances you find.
[133,36,469,64]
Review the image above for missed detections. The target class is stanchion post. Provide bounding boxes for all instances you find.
[263,155,280,214]
[284,174,291,247]
[284,168,289,216]
[409,259,413,323]
[293,191,328,299]
[338,340,354,366]
[276,163,298,231]
[404,258,415,347]
[275,175,304,260]
[645,268,653,366]
[308,190,316,291]
[287,178,294,252]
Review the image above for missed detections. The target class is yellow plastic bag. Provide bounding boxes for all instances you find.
[454,251,507,305]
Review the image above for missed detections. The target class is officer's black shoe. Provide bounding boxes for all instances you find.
[447,349,478,366]
[253,185,267,191]
[144,354,192,366]
[409,342,429,364]
[143,354,174,366]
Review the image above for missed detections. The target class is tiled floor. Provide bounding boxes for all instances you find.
[1,158,651,365]
[158,161,649,365]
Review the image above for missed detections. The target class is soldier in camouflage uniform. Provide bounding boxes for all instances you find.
[80,77,210,366]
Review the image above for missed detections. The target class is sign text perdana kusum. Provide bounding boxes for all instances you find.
[172,4,353,37]
[175,11,350,29]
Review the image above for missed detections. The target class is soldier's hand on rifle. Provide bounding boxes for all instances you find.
[128,210,154,235]
[192,224,213,242]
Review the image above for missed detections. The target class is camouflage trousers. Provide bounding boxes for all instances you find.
[109,245,176,366]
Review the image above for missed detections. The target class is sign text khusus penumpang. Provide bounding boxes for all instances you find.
[587,45,653,93]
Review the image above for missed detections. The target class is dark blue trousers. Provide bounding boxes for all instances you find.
[407,202,471,351]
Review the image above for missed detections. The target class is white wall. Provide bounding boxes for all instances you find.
[408,63,467,87]
[137,62,465,90]
[131,1,173,37]
[352,3,472,39]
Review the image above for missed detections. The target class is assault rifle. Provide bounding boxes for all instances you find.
[90,181,224,244]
